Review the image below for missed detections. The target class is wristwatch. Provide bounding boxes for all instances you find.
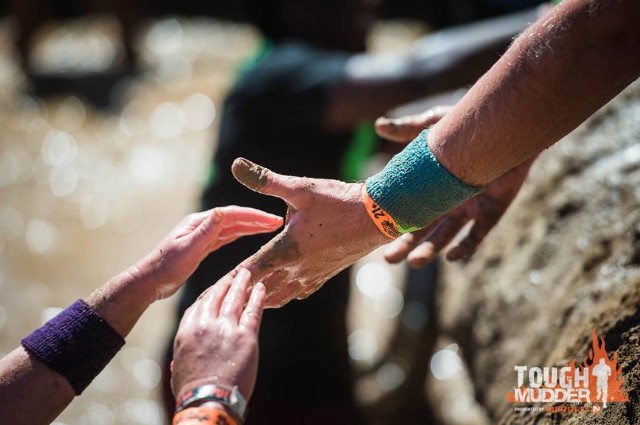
[176,384,248,421]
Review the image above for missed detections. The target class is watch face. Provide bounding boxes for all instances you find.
[177,384,247,419]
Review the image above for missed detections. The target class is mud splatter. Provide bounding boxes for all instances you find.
[253,231,301,271]
[232,157,270,192]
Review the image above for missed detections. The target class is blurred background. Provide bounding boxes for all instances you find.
[0,1,544,424]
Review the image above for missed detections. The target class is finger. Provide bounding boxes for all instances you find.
[375,106,452,143]
[186,207,282,245]
[239,282,266,332]
[217,223,283,240]
[200,207,283,252]
[195,271,235,317]
[172,209,218,240]
[220,268,252,322]
[215,206,283,229]
[407,215,470,268]
[383,218,443,263]
[446,216,498,261]
[176,302,199,333]
[235,234,291,284]
[232,158,303,206]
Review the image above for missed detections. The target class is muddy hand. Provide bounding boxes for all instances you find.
[377,107,534,267]
[231,158,389,308]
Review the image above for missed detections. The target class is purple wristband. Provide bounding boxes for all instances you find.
[21,299,125,395]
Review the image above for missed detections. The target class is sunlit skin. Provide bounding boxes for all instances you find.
[0,207,282,425]
[233,0,640,308]
[375,108,534,267]
[231,118,531,306]
[171,268,265,405]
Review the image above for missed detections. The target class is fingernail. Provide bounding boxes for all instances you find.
[232,157,269,191]
[376,117,398,128]
[255,217,283,228]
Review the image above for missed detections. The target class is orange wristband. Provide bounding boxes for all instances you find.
[173,406,239,425]
[362,185,400,239]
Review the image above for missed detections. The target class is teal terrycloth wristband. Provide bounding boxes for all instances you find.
[365,130,482,234]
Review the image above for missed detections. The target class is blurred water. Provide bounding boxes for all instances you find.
[0,16,256,425]
[0,15,477,425]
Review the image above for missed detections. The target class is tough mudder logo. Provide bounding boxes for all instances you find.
[507,330,629,413]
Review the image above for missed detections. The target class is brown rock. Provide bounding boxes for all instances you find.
[440,81,640,424]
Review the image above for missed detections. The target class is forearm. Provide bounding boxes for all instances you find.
[0,348,74,425]
[429,0,640,185]
[85,265,157,337]
[0,269,156,424]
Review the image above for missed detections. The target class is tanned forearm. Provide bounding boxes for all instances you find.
[84,266,157,337]
[429,0,640,186]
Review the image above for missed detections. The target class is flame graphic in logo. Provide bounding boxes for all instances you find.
[507,329,629,405]
[583,329,628,403]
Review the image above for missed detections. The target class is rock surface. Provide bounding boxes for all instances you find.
[440,81,640,424]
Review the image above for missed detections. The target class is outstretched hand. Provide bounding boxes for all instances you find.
[134,206,283,300]
[376,108,533,267]
[231,159,389,308]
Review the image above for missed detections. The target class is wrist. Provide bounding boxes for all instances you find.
[173,405,240,425]
[85,266,156,337]
[350,182,391,246]
[21,299,125,394]
[365,130,482,235]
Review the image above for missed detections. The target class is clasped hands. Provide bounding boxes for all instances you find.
[232,106,534,307]
[166,106,532,406]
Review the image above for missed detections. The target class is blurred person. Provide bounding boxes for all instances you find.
[164,0,541,423]
[0,206,282,425]
[222,0,638,306]
[170,268,264,425]
[12,0,143,72]
[11,0,144,107]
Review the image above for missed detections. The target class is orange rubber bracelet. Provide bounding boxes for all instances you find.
[361,185,400,239]
[173,406,239,425]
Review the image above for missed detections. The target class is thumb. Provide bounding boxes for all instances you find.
[232,158,301,205]
[375,106,452,143]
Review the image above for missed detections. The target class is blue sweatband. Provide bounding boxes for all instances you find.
[365,130,482,236]
[21,299,125,395]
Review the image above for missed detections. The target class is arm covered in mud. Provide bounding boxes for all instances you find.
[0,207,282,425]
[233,0,639,308]
[232,158,389,307]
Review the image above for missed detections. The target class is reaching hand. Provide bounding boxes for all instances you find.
[171,268,264,401]
[376,108,533,267]
[134,206,283,300]
[231,158,390,308]
[375,106,453,142]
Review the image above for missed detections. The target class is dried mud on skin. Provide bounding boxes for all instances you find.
[439,81,640,425]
